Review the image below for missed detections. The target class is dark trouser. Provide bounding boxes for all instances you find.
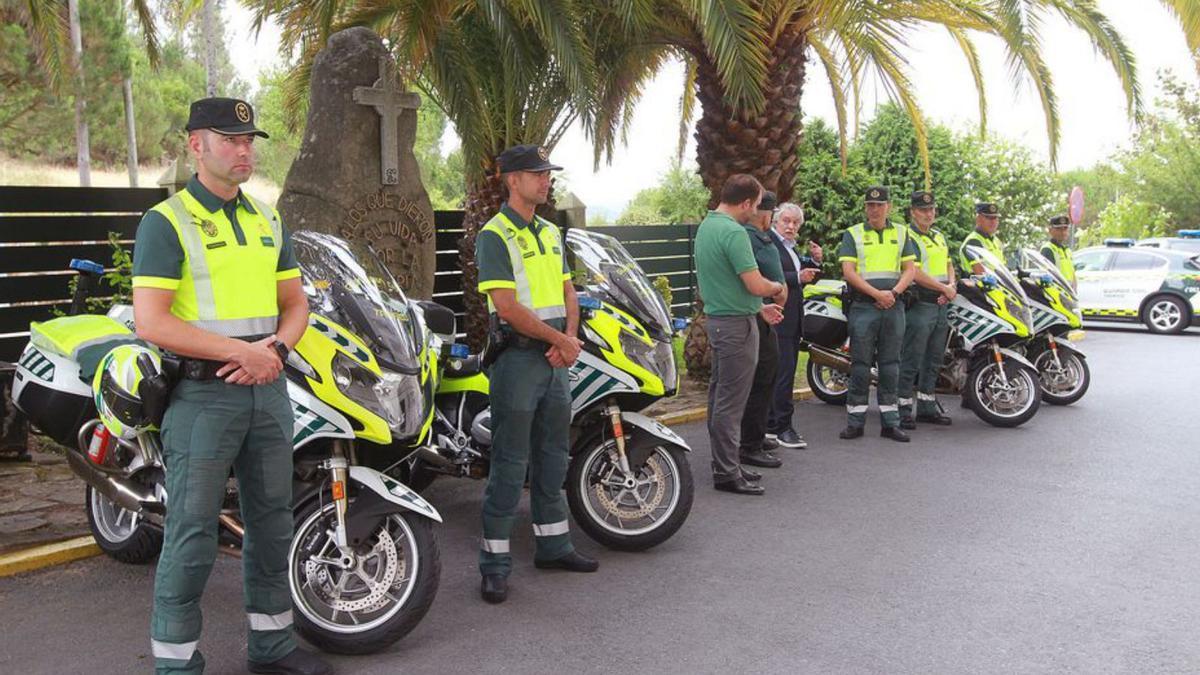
[740,315,779,453]
[705,315,758,482]
[768,330,800,435]
[898,300,950,418]
[479,347,574,577]
[152,377,296,674]
[847,302,906,429]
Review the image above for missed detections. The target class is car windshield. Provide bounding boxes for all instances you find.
[292,231,421,373]
[566,229,674,340]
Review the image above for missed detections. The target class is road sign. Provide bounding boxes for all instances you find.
[1069,186,1085,224]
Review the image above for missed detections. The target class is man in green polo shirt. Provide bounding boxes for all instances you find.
[695,174,787,495]
[737,190,786,474]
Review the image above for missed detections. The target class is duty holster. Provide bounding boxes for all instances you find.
[480,314,508,369]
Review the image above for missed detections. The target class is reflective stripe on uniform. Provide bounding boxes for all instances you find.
[151,639,199,661]
[482,212,567,323]
[846,405,869,414]
[481,538,510,553]
[917,392,937,401]
[911,226,950,281]
[163,194,217,321]
[897,397,914,406]
[532,520,570,537]
[879,404,898,413]
[190,316,278,337]
[848,223,907,282]
[248,610,293,631]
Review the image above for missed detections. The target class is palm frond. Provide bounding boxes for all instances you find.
[945,25,987,138]
[686,0,769,114]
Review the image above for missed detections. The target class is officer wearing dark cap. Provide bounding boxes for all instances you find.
[131,97,328,674]
[836,186,918,441]
[1040,215,1076,289]
[475,144,597,605]
[960,202,1005,274]
[897,191,955,429]
[737,190,786,474]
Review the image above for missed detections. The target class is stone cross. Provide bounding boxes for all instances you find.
[353,56,420,185]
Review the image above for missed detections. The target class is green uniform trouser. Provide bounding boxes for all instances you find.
[847,301,906,429]
[480,346,574,577]
[151,376,295,674]
[898,300,950,419]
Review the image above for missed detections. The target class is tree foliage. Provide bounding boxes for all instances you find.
[615,161,708,225]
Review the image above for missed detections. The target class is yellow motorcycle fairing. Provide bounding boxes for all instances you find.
[985,285,1032,338]
[585,302,669,396]
[293,313,392,444]
[1041,284,1083,329]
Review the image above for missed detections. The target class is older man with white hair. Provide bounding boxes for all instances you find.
[766,202,822,449]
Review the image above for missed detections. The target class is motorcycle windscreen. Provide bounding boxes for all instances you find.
[565,229,674,340]
[1016,248,1079,306]
[964,244,1034,330]
[292,231,422,374]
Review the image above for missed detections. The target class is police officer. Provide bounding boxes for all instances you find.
[131,99,329,674]
[475,144,598,605]
[837,186,918,442]
[1041,215,1076,289]
[960,202,1005,275]
[898,191,955,429]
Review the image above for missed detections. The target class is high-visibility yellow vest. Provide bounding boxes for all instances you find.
[846,223,909,283]
[479,212,567,323]
[960,229,1005,272]
[910,225,950,282]
[1042,241,1076,284]
[137,190,290,337]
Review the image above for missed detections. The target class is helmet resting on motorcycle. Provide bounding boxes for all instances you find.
[92,344,162,439]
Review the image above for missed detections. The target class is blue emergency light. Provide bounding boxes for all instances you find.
[69,258,105,275]
[1177,229,1200,239]
[577,296,603,310]
[672,317,689,332]
[1103,238,1136,247]
[449,343,470,359]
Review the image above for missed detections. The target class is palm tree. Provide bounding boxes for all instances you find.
[246,0,666,346]
[651,0,1153,205]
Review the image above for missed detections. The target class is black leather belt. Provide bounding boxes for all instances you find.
[916,289,943,303]
[179,358,225,380]
[507,333,552,352]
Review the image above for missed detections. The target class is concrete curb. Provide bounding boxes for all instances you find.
[0,386,815,577]
[1068,329,1086,341]
[0,536,100,578]
[654,387,814,427]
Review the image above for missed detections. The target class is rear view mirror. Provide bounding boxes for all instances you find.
[418,301,456,336]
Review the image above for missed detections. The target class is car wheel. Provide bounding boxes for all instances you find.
[1142,295,1188,334]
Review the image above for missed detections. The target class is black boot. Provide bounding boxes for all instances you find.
[916,412,953,425]
[481,574,508,604]
[899,416,917,430]
[839,425,865,440]
[248,648,333,675]
[534,550,599,573]
[880,427,911,443]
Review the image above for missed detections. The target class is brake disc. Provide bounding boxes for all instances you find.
[593,454,668,520]
[304,525,402,615]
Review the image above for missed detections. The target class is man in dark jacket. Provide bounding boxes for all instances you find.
[767,202,822,449]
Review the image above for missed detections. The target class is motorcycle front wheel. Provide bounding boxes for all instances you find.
[805,359,849,405]
[965,360,1041,427]
[289,496,440,655]
[1032,348,1090,406]
[567,439,693,551]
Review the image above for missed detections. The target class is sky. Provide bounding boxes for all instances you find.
[226,1,1198,218]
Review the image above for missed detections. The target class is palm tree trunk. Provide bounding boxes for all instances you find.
[123,77,139,187]
[694,27,807,206]
[201,0,218,96]
[459,172,506,349]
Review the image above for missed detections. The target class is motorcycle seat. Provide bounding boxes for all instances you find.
[444,354,483,377]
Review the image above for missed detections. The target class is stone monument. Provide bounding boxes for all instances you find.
[277,27,435,299]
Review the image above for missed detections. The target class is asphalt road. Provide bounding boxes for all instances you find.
[2,325,1198,675]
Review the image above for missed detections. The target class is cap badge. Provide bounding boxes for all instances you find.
[869,189,880,199]
[537,146,549,162]
[923,194,932,204]
[234,102,251,123]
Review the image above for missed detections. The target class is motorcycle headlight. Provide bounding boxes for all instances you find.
[617,330,675,386]
[332,352,423,436]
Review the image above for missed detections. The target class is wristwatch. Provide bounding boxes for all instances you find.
[272,339,290,362]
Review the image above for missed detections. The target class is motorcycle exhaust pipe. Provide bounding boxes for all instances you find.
[416,444,455,469]
[808,345,852,373]
[65,448,165,524]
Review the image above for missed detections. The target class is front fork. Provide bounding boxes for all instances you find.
[1045,333,1064,369]
[324,439,351,549]
[990,342,1010,386]
[604,402,634,477]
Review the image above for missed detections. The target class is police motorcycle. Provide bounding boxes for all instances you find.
[10,232,443,655]
[1013,248,1090,405]
[800,245,1042,427]
[405,228,694,551]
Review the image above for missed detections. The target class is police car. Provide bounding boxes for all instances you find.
[1073,239,1200,334]
[1136,229,1200,255]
